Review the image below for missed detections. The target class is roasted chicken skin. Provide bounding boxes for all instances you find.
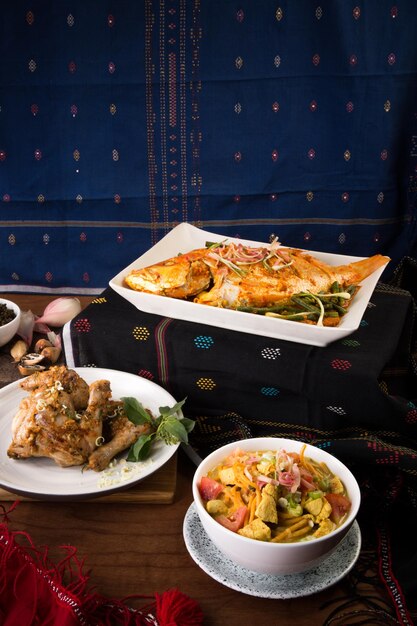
[7,377,110,467]
[124,242,389,309]
[88,402,152,472]
[7,368,147,471]
[19,365,89,410]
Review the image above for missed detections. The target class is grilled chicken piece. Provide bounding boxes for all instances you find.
[8,389,78,465]
[19,365,89,410]
[88,405,152,472]
[7,378,110,467]
[125,242,389,310]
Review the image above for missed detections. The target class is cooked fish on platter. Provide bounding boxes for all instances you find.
[124,239,389,326]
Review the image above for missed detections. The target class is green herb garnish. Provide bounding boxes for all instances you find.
[121,397,192,462]
[237,281,356,326]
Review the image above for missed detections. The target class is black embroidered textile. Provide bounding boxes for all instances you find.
[63,276,417,625]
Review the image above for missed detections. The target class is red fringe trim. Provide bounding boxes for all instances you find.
[0,504,203,626]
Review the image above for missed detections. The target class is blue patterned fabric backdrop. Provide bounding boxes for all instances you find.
[1,1,417,294]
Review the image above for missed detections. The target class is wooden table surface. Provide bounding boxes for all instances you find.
[0,293,383,626]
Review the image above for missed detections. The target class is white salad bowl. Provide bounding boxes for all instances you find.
[0,298,21,348]
[192,437,361,575]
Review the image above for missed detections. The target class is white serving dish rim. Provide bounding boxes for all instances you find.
[109,222,388,347]
[192,436,361,552]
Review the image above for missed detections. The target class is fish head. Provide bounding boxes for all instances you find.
[124,249,212,298]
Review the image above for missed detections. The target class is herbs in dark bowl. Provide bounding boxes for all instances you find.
[0,303,16,327]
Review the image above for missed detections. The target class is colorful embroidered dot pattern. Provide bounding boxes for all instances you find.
[194,335,214,349]
[73,318,91,333]
[261,387,280,397]
[326,406,347,415]
[379,380,388,394]
[261,347,281,360]
[196,377,216,391]
[317,441,331,449]
[341,338,360,347]
[405,404,417,424]
[331,359,352,372]
[132,326,150,341]
[138,369,154,380]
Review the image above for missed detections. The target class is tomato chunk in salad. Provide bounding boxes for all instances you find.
[215,506,247,532]
[198,476,223,501]
[325,493,351,524]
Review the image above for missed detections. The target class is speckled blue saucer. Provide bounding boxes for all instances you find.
[183,503,361,599]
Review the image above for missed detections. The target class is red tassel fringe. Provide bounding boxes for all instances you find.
[154,589,204,626]
[0,504,203,626]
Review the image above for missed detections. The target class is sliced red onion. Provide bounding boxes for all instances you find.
[244,466,253,481]
[244,456,260,464]
[257,474,280,486]
[300,477,316,490]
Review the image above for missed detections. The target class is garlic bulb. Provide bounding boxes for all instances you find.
[10,339,28,362]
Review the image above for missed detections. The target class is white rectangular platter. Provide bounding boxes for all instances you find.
[109,223,389,347]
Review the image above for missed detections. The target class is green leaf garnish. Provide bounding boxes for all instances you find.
[121,397,153,425]
[122,397,191,462]
[179,417,196,433]
[157,416,189,446]
[205,239,228,249]
[127,433,155,462]
[158,398,187,418]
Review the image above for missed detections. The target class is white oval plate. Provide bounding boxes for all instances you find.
[109,222,389,347]
[183,503,361,599]
[0,367,181,500]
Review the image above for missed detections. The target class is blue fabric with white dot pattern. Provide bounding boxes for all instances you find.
[1,1,416,293]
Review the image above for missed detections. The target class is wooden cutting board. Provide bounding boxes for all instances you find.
[0,453,177,504]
